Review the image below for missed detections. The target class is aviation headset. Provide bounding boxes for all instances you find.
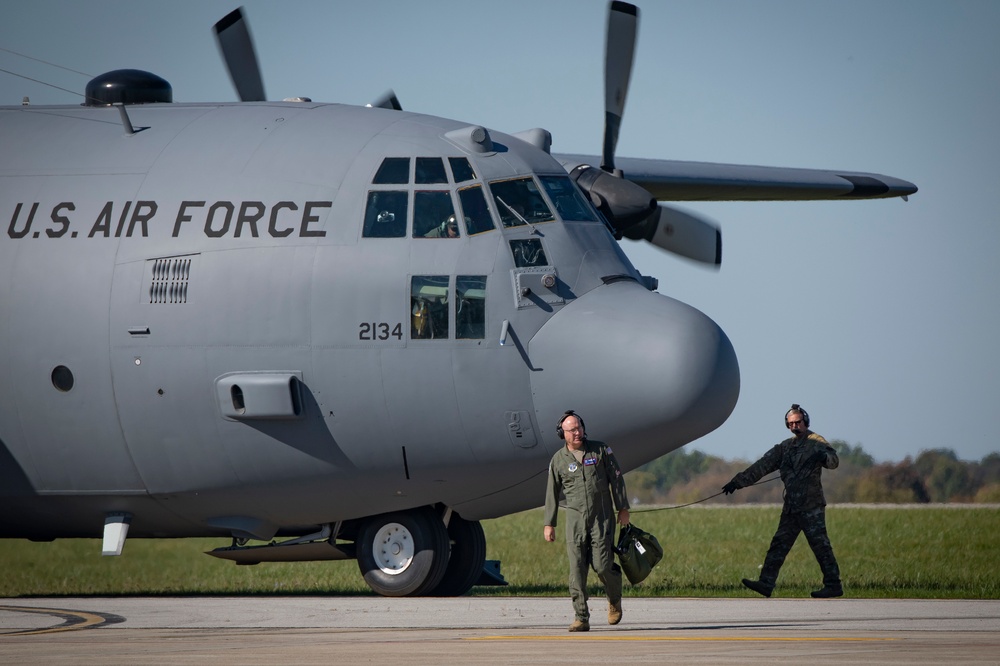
[785,403,810,428]
[556,410,587,440]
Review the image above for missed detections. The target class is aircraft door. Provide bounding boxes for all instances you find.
[3,241,145,493]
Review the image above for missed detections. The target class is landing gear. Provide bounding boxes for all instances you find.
[431,515,486,597]
[356,508,449,597]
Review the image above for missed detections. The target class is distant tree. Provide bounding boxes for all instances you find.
[637,448,713,488]
[973,483,1000,503]
[627,448,715,504]
[643,442,997,505]
[824,440,874,503]
[854,460,930,503]
[914,449,972,502]
[970,453,1000,491]
[830,440,875,468]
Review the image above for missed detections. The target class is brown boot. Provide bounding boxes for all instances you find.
[568,618,590,632]
[608,601,623,625]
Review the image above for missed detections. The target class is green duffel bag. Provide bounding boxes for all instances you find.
[614,523,664,585]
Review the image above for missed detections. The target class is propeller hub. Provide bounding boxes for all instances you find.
[571,165,656,234]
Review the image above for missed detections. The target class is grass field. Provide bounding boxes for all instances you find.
[1,506,997,599]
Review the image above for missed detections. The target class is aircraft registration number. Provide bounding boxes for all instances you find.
[359,322,403,341]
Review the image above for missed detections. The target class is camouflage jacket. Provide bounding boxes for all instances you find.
[731,432,839,513]
[544,439,630,528]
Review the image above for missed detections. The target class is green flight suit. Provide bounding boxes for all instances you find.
[544,439,630,622]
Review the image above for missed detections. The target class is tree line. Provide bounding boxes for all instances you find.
[625,443,1000,506]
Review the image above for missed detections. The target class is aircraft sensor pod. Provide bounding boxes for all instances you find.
[215,372,304,421]
[444,125,493,154]
[84,69,172,106]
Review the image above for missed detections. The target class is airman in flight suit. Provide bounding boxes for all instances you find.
[723,404,843,598]
[544,411,630,632]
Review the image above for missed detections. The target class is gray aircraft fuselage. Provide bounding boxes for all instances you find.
[0,99,739,542]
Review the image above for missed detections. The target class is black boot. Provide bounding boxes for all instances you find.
[742,578,773,598]
[810,585,843,598]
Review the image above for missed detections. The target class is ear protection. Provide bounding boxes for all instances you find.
[785,403,810,428]
[556,410,586,439]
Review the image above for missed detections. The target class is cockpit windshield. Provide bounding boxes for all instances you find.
[538,175,599,222]
[489,177,554,228]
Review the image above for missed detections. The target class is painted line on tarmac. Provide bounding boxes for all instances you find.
[469,635,897,642]
[0,605,125,636]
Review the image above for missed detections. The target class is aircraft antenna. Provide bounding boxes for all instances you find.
[0,66,85,101]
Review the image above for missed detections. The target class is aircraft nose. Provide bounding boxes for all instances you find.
[528,280,740,469]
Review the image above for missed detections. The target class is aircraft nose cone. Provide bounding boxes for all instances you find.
[528,281,739,469]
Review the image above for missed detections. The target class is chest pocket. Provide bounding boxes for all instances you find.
[560,453,606,490]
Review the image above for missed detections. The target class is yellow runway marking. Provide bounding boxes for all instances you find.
[469,635,897,642]
[0,605,115,636]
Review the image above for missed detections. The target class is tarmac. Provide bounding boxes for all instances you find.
[1,596,998,664]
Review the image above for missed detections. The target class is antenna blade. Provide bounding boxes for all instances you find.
[214,7,266,102]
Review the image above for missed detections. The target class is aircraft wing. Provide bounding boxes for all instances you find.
[554,153,918,202]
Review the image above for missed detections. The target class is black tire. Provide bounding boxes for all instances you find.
[430,515,486,597]
[356,509,449,597]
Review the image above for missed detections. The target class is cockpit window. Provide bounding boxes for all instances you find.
[457,185,495,236]
[415,157,448,184]
[539,175,598,222]
[373,157,410,184]
[411,275,449,339]
[509,239,548,267]
[449,157,476,183]
[414,191,459,238]
[363,190,408,237]
[489,177,554,228]
[457,276,486,339]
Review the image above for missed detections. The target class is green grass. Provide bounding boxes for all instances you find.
[1,506,997,598]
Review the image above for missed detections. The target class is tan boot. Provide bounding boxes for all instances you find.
[568,619,590,632]
[608,601,623,625]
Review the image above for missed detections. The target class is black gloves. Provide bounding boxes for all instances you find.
[722,481,739,495]
[808,449,830,468]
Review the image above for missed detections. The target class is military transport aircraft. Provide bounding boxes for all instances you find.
[0,3,915,596]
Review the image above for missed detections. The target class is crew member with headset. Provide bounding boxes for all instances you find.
[543,410,630,632]
[723,404,843,598]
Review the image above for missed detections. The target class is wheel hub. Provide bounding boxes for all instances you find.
[372,522,414,575]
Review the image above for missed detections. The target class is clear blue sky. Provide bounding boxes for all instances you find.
[3,1,998,463]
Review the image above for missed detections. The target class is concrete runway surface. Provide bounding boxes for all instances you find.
[1,597,998,664]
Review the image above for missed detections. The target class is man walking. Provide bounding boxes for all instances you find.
[544,410,630,632]
[723,404,843,598]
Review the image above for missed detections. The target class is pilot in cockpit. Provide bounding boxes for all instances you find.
[425,214,460,238]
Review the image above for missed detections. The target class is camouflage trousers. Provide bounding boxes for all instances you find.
[759,507,840,589]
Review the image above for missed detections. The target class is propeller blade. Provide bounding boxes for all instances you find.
[214,8,266,102]
[603,1,639,173]
[623,204,722,267]
[367,90,402,110]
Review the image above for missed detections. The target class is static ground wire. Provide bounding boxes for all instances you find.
[630,474,781,513]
